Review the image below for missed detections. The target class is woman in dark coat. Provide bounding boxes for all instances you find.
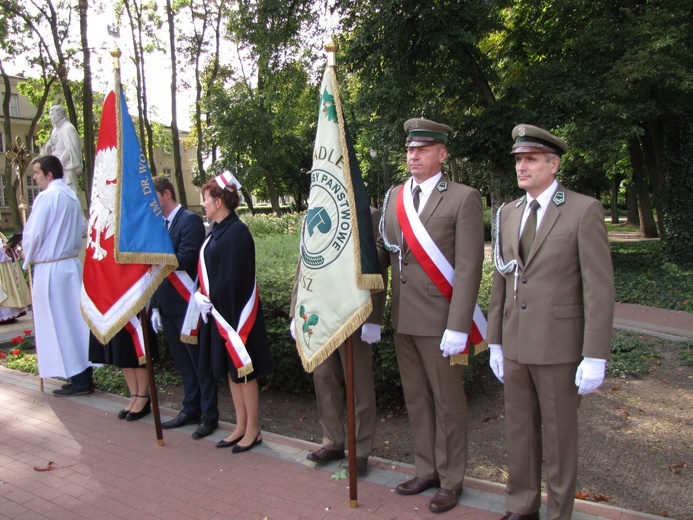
[196,173,272,453]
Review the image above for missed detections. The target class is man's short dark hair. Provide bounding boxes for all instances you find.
[153,176,177,201]
[31,155,64,179]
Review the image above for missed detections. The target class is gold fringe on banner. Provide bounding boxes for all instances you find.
[298,300,373,373]
[449,340,489,366]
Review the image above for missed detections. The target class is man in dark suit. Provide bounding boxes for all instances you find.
[487,125,615,520]
[152,177,219,439]
[379,118,484,513]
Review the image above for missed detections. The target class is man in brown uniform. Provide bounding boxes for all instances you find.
[291,207,387,474]
[379,118,484,513]
[488,124,615,520]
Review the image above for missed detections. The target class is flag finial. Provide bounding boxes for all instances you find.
[325,37,338,68]
[110,47,122,71]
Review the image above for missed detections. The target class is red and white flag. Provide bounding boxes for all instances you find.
[81,79,177,352]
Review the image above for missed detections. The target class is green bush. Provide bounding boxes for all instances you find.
[5,353,38,375]
[93,365,129,395]
[608,331,661,378]
[93,364,183,397]
[611,241,693,312]
[241,212,304,237]
[255,230,314,394]
[678,341,693,366]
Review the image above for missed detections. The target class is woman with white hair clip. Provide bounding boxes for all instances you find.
[195,172,273,453]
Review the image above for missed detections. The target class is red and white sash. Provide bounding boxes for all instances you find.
[124,316,146,364]
[196,235,257,378]
[167,270,195,304]
[395,184,487,348]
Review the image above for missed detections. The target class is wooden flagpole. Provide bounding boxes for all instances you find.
[140,308,164,445]
[111,48,164,446]
[345,335,358,508]
[325,38,359,508]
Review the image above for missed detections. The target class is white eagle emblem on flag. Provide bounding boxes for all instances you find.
[88,147,118,260]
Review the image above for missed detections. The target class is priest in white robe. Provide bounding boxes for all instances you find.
[23,155,92,396]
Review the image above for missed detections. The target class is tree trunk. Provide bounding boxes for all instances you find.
[644,119,666,239]
[658,116,693,268]
[123,0,147,160]
[241,187,255,215]
[610,174,620,224]
[79,0,94,207]
[0,65,23,231]
[625,181,639,226]
[627,136,658,238]
[166,0,187,207]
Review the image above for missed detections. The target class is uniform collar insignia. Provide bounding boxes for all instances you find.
[553,192,565,205]
[516,195,526,208]
[437,181,447,192]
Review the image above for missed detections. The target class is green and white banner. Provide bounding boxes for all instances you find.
[294,66,384,372]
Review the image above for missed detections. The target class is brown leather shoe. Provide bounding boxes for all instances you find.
[499,513,540,520]
[306,447,345,463]
[395,476,440,495]
[428,487,462,513]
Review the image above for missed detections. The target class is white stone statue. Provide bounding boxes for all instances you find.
[41,105,83,195]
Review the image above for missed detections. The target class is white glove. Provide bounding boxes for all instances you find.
[193,292,213,323]
[440,329,468,357]
[575,357,607,395]
[489,344,504,383]
[151,308,163,333]
[360,323,381,344]
[289,318,296,340]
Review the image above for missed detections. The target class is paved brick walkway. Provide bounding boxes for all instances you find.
[1,305,690,520]
[0,365,665,520]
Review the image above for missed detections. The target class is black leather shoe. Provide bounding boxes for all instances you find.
[306,447,345,463]
[117,409,130,420]
[500,513,540,520]
[429,488,462,513]
[161,412,201,429]
[192,419,219,439]
[216,436,242,449]
[396,476,440,495]
[126,399,151,421]
[53,384,93,397]
[232,432,262,453]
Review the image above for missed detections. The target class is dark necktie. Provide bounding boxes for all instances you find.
[520,200,540,262]
[165,219,170,229]
[412,185,422,213]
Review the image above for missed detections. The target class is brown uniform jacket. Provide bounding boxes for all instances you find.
[382,177,484,337]
[487,184,614,364]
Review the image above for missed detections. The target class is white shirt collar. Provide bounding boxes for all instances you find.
[525,179,558,212]
[410,172,443,197]
[166,204,182,226]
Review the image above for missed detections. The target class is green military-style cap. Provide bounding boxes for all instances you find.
[511,124,568,156]
[404,118,453,148]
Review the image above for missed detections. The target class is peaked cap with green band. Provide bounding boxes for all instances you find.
[404,118,453,148]
[511,124,568,156]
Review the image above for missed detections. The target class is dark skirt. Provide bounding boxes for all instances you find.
[89,324,158,369]
[198,301,272,383]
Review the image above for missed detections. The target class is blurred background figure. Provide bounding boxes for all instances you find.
[0,225,31,324]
